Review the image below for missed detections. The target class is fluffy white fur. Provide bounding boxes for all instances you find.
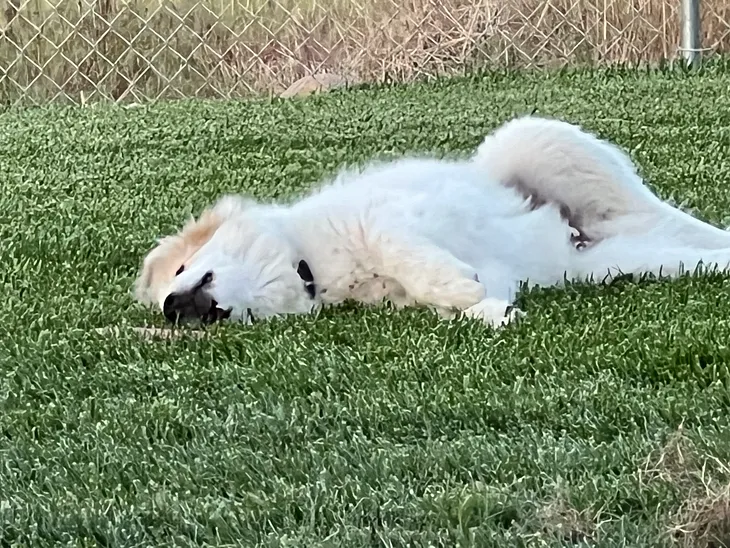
[136,115,730,328]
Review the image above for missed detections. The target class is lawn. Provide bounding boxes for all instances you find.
[3,63,730,547]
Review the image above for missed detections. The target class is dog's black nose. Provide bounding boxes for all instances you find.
[162,272,231,325]
[163,292,184,323]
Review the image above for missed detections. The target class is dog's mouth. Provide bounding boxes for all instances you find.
[201,299,233,325]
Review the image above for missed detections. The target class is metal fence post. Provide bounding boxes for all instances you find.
[681,0,702,67]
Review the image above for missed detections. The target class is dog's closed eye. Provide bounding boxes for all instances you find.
[176,265,185,276]
[297,260,316,298]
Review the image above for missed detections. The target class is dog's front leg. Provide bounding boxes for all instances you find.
[369,230,484,309]
[368,230,520,327]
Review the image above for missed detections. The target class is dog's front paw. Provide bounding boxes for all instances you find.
[461,298,524,328]
[418,275,486,310]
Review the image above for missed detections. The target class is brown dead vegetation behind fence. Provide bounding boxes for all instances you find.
[1,0,729,104]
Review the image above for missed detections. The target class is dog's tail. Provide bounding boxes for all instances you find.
[472,115,730,249]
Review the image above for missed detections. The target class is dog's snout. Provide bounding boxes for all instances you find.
[163,272,231,325]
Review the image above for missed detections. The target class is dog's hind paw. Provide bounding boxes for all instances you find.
[460,298,524,328]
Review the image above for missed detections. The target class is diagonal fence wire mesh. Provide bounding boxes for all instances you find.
[1,0,729,105]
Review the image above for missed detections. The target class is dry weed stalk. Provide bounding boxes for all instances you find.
[93,326,209,340]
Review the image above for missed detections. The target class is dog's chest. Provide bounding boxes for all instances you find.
[309,242,412,307]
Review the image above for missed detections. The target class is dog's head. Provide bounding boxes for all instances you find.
[134,195,319,325]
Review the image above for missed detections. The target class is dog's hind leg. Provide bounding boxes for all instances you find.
[473,115,730,250]
[573,235,730,283]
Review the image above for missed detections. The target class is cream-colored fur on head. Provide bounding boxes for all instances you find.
[134,115,730,328]
[134,194,254,307]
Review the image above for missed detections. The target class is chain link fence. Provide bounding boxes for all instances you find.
[1,0,729,105]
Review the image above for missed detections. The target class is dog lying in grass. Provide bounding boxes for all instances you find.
[134,115,730,328]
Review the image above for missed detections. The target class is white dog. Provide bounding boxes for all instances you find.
[133,115,730,328]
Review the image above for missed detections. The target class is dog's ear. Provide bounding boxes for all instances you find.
[296,260,316,298]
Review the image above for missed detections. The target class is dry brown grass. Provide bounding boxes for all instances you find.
[535,496,598,544]
[1,0,730,103]
[636,427,730,548]
[674,491,730,548]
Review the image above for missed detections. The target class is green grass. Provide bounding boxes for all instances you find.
[3,63,730,546]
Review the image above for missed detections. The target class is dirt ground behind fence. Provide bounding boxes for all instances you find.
[1,0,729,102]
